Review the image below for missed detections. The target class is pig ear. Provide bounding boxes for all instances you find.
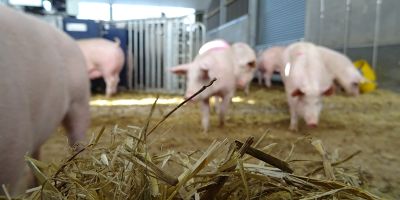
[291,88,304,97]
[352,81,360,87]
[247,60,256,68]
[199,63,210,80]
[170,64,190,75]
[322,85,335,96]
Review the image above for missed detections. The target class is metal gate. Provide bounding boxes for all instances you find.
[125,18,206,94]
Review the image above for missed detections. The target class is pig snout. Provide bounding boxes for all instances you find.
[237,78,248,89]
[307,123,318,128]
[305,116,319,128]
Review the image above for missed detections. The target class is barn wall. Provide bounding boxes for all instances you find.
[306,0,400,48]
[206,15,249,43]
[205,0,253,44]
[305,0,400,92]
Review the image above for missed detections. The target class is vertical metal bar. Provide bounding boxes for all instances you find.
[148,20,153,90]
[127,21,133,90]
[144,21,151,91]
[192,23,201,57]
[372,0,382,70]
[173,19,180,92]
[188,24,193,63]
[139,20,144,90]
[180,21,186,92]
[318,0,325,45]
[164,19,172,91]
[201,23,206,45]
[145,21,150,91]
[109,0,113,21]
[151,21,156,90]
[157,20,163,90]
[248,0,258,47]
[133,21,139,90]
[343,0,351,55]
[219,0,226,25]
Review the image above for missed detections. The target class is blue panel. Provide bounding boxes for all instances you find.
[257,0,305,46]
[63,17,101,39]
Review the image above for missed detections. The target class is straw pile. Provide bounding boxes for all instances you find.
[3,80,384,200]
[19,126,381,200]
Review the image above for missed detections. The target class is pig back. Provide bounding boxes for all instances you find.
[191,48,237,99]
[77,38,125,73]
[282,42,333,94]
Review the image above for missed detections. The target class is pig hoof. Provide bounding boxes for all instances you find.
[289,126,298,132]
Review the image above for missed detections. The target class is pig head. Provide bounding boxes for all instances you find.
[257,46,286,88]
[231,42,257,91]
[170,40,237,132]
[77,38,125,97]
[318,46,364,96]
[281,42,334,131]
[0,6,90,195]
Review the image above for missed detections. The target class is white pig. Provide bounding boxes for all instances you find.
[170,40,233,132]
[77,38,125,97]
[317,46,364,96]
[0,6,90,195]
[281,42,334,131]
[258,46,286,88]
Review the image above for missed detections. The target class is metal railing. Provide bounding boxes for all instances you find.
[125,17,206,94]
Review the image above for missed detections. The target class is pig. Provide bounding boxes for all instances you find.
[77,38,125,97]
[171,40,255,132]
[0,6,90,195]
[281,42,334,131]
[317,46,364,96]
[257,46,286,88]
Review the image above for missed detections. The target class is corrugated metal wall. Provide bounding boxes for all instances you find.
[226,0,248,22]
[256,0,306,47]
[206,0,220,30]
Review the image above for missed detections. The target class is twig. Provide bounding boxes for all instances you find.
[306,150,362,176]
[1,184,11,200]
[147,78,217,136]
[235,140,293,173]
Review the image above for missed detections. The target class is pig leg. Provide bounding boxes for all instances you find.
[211,96,220,114]
[288,98,299,131]
[244,83,250,95]
[257,72,263,85]
[62,99,90,148]
[200,98,210,132]
[105,75,120,97]
[25,148,41,188]
[0,116,30,195]
[264,73,272,88]
[218,93,234,127]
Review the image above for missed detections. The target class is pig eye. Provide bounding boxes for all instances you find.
[352,82,359,87]
[247,61,256,68]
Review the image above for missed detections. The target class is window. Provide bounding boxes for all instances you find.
[112,4,195,21]
[77,2,195,22]
[77,2,110,21]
